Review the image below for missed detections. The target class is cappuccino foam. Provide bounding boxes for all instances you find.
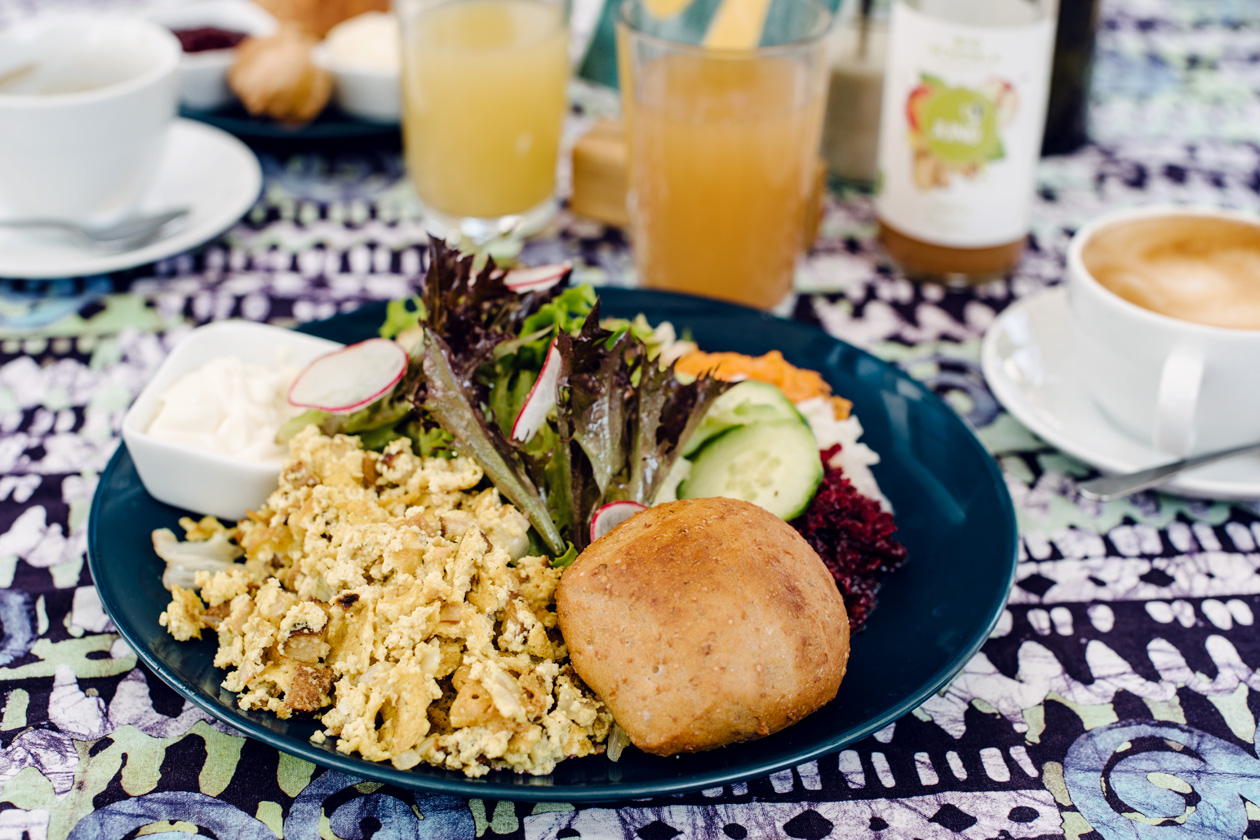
[1082,215,1260,330]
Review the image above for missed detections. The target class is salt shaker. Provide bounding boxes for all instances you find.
[821,0,887,185]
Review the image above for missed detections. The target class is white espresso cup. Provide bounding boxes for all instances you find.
[1067,205,1260,458]
[0,16,181,226]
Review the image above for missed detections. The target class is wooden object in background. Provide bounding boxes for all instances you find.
[570,119,631,228]
[803,158,826,246]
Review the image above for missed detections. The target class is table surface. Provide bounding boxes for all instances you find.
[3,0,1260,838]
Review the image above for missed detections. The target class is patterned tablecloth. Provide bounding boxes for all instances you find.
[2,0,1260,837]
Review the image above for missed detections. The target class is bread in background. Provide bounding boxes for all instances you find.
[254,0,390,37]
[228,25,332,124]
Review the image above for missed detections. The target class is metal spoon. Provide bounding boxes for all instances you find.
[1078,441,1260,501]
[0,208,190,252]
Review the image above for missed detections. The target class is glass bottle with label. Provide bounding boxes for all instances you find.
[874,0,1058,283]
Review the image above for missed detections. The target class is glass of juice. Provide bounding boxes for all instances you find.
[617,0,832,310]
[398,0,570,243]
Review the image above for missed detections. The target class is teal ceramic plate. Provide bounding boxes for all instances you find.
[88,288,1017,801]
[180,104,399,143]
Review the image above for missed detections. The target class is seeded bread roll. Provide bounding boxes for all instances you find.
[556,497,849,756]
[229,26,332,124]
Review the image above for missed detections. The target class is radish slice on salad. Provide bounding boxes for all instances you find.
[511,340,562,442]
[590,501,647,542]
[287,338,408,413]
[502,263,571,293]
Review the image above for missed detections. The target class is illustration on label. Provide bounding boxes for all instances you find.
[905,74,1019,190]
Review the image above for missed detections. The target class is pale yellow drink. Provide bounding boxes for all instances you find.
[401,0,569,221]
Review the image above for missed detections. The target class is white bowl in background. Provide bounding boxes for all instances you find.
[122,321,342,520]
[146,0,277,112]
[313,47,400,123]
[313,11,401,123]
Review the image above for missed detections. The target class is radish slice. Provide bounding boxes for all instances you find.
[511,340,561,442]
[503,263,571,293]
[590,501,647,542]
[287,338,408,413]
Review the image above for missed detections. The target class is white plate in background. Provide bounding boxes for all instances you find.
[981,286,1260,501]
[0,118,261,280]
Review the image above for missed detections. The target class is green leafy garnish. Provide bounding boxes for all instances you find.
[294,238,729,564]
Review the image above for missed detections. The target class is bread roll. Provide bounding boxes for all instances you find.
[229,27,332,124]
[556,497,849,756]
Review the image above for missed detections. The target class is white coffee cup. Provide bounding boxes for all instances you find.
[0,15,181,226]
[1067,205,1260,458]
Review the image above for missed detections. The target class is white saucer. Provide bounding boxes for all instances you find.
[0,119,262,280]
[981,286,1260,501]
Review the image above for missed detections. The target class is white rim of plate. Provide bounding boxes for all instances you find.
[981,286,1260,501]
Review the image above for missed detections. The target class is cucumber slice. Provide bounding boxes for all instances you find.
[682,380,802,456]
[679,419,823,519]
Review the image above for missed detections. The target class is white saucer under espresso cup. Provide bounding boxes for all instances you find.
[1067,205,1260,458]
[0,16,181,227]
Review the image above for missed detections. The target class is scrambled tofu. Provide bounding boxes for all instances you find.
[158,425,612,777]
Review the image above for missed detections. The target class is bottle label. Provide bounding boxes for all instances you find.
[874,3,1054,249]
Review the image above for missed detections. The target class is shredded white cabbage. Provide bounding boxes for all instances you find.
[152,527,243,591]
[795,398,891,512]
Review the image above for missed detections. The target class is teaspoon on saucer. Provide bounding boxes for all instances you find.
[0,207,190,253]
[1078,441,1260,501]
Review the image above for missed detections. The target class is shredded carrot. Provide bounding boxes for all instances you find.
[676,349,852,420]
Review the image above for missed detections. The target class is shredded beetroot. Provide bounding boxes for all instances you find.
[791,445,907,631]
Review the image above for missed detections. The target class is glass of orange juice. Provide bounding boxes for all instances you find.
[398,0,570,243]
[617,0,831,310]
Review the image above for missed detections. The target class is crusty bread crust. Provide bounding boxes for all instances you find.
[556,497,850,756]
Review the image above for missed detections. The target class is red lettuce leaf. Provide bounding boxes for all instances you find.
[420,237,570,386]
[556,306,633,498]
[552,304,730,549]
[397,239,727,559]
[627,354,728,506]
[412,326,566,556]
